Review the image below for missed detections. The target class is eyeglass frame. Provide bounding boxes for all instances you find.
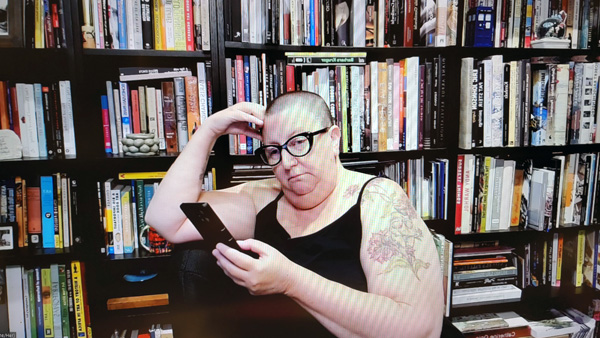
[255,127,331,166]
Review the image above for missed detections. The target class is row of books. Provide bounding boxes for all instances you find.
[452,309,596,338]
[82,0,211,51]
[451,244,523,307]
[0,173,78,250]
[463,0,600,49]
[457,152,600,234]
[225,0,459,47]
[460,56,600,149]
[0,262,92,338]
[225,53,447,155]
[381,158,448,221]
[110,324,174,338]
[101,63,213,155]
[22,0,69,49]
[0,81,76,159]
[431,231,453,317]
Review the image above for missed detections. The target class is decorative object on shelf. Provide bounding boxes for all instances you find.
[80,0,96,49]
[0,129,23,160]
[0,223,16,251]
[121,133,159,156]
[139,224,173,254]
[531,11,570,49]
[0,0,23,47]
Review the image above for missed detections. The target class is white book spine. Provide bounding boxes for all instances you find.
[571,0,580,49]
[126,0,136,49]
[358,66,365,151]
[350,66,361,152]
[249,0,257,43]
[17,83,40,158]
[436,0,448,47]
[386,60,394,150]
[490,55,504,147]
[51,265,63,337]
[22,270,31,338]
[499,161,515,230]
[461,154,474,234]
[482,60,492,147]
[133,0,144,49]
[452,285,521,305]
[119,82,132,137]
[242,0,250,42]
[6,266,25,337]
[508,61,518,146]
[200,0,211,50]
[155,88,166,150]
[370,61,379,151]
[353,0,366,47]
[580,63,595,143]
[485,158,497,230]
[33,83,48,157]
[148,87,165,150]
[111,187,124,254]
[551,233,559,286]
[93,0,103,48]
[164,0,176,49]
[319,68,329,107]
[377,0,385,46]
[59,81,76,157]
[393,62,401,150]
[459,58,473,149]
[406,57,419,151]
[106,81,120,154]
[493,0,502,46]
[113,88,124,154]
[197,62,209,123]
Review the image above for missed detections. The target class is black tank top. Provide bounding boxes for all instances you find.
[254,177,379,292]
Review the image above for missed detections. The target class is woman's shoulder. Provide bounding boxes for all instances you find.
[238,178,282,210]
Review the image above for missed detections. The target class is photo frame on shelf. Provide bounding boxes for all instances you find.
[0,224,15,251]
[0,0,23,48]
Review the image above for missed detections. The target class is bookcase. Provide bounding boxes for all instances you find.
[2,0,600,337]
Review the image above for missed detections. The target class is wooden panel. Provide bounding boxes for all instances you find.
[106,293,169,310]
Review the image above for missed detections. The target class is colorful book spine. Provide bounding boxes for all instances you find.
[70,261,87,338]
[41,176,55,249]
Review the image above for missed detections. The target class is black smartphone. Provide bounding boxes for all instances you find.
[180,202,258,258]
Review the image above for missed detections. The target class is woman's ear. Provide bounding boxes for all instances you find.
[329,125,341,155]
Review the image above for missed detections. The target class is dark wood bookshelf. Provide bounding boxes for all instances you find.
[82,49,213,58]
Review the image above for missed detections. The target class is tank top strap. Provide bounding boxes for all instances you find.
[356,176,382,204]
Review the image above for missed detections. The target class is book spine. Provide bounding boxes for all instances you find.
[58,265,70,337]
[70,262,87,338]
[141,0,155,49]
[197,62,209,123]
[33,84,48,157]
[200,0,210,50]
[184,76,201,140]
[183,0,194,50]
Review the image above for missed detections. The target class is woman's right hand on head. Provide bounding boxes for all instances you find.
[202,102,265,141]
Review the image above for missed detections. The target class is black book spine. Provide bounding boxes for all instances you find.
[141,0,154,49]
[389,0,403,46]
[102,0,112,49]
[231,0,243,41]
[224,0,232,40]
[335,0,351,46]
[432,57,439,148]
[58,0,67,48]
[273,0,280,44]
[476,62,484,147]
[51,83,65,159]
[324,0,334,45]
[424,61,432,149]
[412,0,420,46]
[503,63,510,146]
[25,0,36,48]
[363,65,371,151]
[205,60,213,115]
[266,0,273,44]
[438,55,446,147]
[471,155,481,232]
[50,0,62,48]
[519,0,527,48]
[346,66,352,151]
[277,60,286,95]
[42,87,57,159]
[522,60,531,146]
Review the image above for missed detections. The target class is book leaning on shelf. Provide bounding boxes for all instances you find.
[81,0,211,51]
[0,173,78,250]
[0,261,92,338]
[224,0,458,47]
[100,62,212,155]
[459,56,600,149]
[225,52,447,155]
[97,170,215,255]
[455,152,600,234]
[0,81,76,159]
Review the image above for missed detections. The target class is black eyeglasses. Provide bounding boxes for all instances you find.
[255,127,330,166]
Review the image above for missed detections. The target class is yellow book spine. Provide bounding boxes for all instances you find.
[211,167,217,190]
[153,0,163,49]
[556,234,563,284]
[35,0,44,48]
[71,261,88,338]
[576,230,585,286]
[172,0,186,50]
[118,172,167,180]
[42,268,54,338]
[378,62,388,151]
[340,66,348,153]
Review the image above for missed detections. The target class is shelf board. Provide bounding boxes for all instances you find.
[455,224,600,239]
[0,47,70,58]
[103,249,172,262]
[0,246,81,266]
[82,49,212,58]
[458,143,600,157]
[225,41,454,54]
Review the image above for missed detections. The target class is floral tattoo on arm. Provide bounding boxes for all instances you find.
[364,181,430,280]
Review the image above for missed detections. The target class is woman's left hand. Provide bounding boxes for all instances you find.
[212,239,296,296]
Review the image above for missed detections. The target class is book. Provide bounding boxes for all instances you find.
[118,67,192,81]
[526,309,580,338]
[452,311,530,337]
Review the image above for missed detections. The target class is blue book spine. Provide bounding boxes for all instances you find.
[439,161,446,218]
[34,267,44,338]
[144,184,154,210]
[101,95,112,154]
[310,0,315,45]
[33,83,47,157]
[40,176,55,248]
[119,82,132,136]
[118,0,128,49]
[243,55,253,154]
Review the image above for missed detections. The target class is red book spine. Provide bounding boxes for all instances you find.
[463,326,531,338]
[131,89,141,133]
[0,81,9,129]
[9,86,20,137]
[286,65,296,92]
[404,0,414,47]
[184,0,194,51]
[398,60,405,150]
[455,155,464,234]
[235,55,247,154]
[101,96,112,153]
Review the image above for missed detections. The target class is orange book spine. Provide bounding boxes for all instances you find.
[26,187,42,248]
[184,76,200,140]
[0,81,9,129]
